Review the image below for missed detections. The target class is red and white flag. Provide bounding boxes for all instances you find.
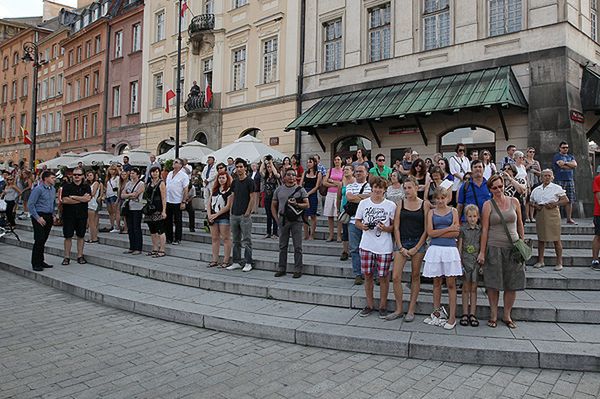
[204,79,212,108]
[21,126,32,145]
[181,0,188,17]
[164,85,176,113]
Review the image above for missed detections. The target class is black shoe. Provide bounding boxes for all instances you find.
[293,272,302,279]
[42,262,53,269]
[340,252,349,261]
[32,266,44,271]
[274,270,286,277]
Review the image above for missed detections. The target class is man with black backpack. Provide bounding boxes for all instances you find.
[457,160,491,223]
[272,169,309,278]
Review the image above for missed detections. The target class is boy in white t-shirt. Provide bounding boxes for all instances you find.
[355,177,397,319]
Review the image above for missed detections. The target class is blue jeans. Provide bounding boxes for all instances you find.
[348,223,363,277]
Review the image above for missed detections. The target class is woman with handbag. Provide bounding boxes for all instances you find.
[322,155,344,242]
[85,171,102,243]
[144,166,167,258]
[477,174,526,329]
[121,168,145,255]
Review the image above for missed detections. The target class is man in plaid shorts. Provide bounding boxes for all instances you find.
[354,177,397,319]
[552,141,578,224]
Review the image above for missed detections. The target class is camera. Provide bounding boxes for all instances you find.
[367,222,377,230]
[265,154,273,161]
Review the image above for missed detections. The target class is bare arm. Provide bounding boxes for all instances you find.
[272,198,279,225]
[477,201,491,264]
[514,197,524,239]
[159,182,167,215]
[244,192,256,216]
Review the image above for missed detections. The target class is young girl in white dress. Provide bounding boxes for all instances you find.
[423,187,462,329]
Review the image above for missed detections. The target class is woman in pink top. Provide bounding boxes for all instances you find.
[322,155,344,242]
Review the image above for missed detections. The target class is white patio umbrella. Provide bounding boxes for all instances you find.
[157,140,214,164]
[65,150,115,168]
[109,148,152,167]
[36,152,81,170]
[203,135,287,164]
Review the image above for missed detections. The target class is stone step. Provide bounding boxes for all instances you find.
[4,231,600,325]
[526,234,595,250]
[1,244,599,371]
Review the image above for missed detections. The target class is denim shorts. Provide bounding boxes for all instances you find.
[105,195,118,205]
[394,237,426,254]
[213,218,230,225]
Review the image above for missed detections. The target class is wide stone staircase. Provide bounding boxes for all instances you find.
[1,211,599,371]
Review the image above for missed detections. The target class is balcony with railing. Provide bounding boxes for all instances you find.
[188,14,215,55]
[184,91,211,113]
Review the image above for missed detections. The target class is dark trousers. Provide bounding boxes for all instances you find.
[278,220,303,273]
[165,202,183,242]
[126,210,143,251]
[31,213,53,268]
[6,200,16,226]
[185,202,195,231]
[264,197,278,236]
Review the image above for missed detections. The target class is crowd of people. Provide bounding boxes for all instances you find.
[2,139,599,330]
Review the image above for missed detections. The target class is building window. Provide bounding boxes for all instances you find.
[20,113,26,131]
[77,46,82,62]
[84,75,90,97]
[56,111,61,132]
[85,41,91,58]
[232,47,246,91]
[48,113,54,133]
[57,74,63,94]
[132,23,141,51]
[113,86,121,116]
[203,58,213,88]
[93,71,99,93]
[204,0,214,14]
[130,81,138,113]
[1,85,7,103]
[95,35,102,53]
[423,0,450,50]
[593,1,598,41]
[10,116,16,137]
[21,77,28,97]
[92,112,98,136]
[11,81,17,101]
[76,80,81,100]
[68,50,74,66]
[66,83,72,103]
[0,119,4,139]
[154,73,163,108]
[52,44,58,58]
[489,0,522,37]
[174,65,185,93]
[114,31,123,58]
[262,38,278,84]
[49,77,55,98]
[82,115,88,138]
[2,56,8,70]
[368,3,391,62]
[42,79,48,100]
[41,115,46,134]
[175,3,188,32]
[323,19,343,72]
[156,11,165,42]
[13,52,19,65]
[233,0,247,8]
[74,118,79,140]
[66,120,71,141]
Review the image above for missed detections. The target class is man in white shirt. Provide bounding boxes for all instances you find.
[346,165,372,285]
[165,158,190,245]
[449,143,471,193]
[202,156,217,211]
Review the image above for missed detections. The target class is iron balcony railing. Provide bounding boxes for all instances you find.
[184,91,211,112]
[189,14,215,35]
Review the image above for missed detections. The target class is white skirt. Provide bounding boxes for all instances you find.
[423,245,463,277]
[323,191,338,217]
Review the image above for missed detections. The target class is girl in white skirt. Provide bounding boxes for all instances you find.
[423,187,462,329]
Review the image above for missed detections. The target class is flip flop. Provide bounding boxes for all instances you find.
[61,258,70,265]
[77,257,87,264]
[502,319,517,329]
[152,251,166,258]
[487,319,497,328]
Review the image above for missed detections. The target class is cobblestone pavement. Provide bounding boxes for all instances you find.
[1,270,599,399]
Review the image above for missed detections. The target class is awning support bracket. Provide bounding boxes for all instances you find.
[367,120,382,148]
[586,117,600,139]
[307,128,326,152]
[496,105,509,141]
[414,116,428,146]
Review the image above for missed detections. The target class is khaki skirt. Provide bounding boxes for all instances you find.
[536,207,561,242]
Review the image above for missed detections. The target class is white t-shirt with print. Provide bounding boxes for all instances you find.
[355,197,396,254]
[345,181,371,224]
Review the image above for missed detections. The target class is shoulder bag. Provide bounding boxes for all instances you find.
[283,186,305,223]
[121,180,141,216]
[318,169,332,197]
[490,199,532,263]
[342,182,368,217]
[142,181,162,216]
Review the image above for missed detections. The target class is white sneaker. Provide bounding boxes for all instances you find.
[554,264,563,271]
[533,262,545,268]
[226,263,243,271]
[110,228,120,233]
[242,264,253,272]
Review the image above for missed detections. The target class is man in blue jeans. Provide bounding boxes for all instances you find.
[227,158,257,272]
[345,165,371,285]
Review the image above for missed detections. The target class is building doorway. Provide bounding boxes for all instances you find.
[332,135,372,163]
[439,126,496,161]
[157,140,174,155]
[194,131,208,145]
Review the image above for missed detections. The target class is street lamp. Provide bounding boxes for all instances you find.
[22,41,42,170]
[174,0,183,159]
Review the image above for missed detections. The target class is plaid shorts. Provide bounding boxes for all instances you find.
[359,249,393,278]
[556,180,576,203]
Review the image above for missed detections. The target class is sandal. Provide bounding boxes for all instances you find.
[207,261,219,268]
[152,251,166,258]
[469,314,480,327]
[220,261,232,268]
[85,239,99,243]
[459,314,469,326]
[61,258,70,265]
[502,319,517,329]
[146,251,158,256]
[77,257,87,264]
[487,319,497,328]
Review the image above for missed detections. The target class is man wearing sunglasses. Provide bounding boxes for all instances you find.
[60,167,92,265]
[368,153,392,181]
[552,141,578,224]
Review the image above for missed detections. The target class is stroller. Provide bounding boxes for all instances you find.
[0,199,20,241]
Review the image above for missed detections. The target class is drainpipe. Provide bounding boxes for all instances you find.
[102,21,112,151]
[294,0,306,157]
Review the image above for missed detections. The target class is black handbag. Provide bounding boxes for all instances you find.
[343,182,368,217]
[142,181,161,216]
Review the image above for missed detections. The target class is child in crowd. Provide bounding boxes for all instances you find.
[423,187,462,329]
[458,204,482,327]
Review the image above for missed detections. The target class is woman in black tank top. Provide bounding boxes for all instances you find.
[386,176,430,321]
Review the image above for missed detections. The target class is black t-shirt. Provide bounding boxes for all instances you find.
[61,182,91,219]
[231,176,256,216]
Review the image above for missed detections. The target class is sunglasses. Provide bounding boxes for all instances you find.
[560,146,569,149]
[377,159,385,162]
[286,173,296,176]
[72,173,84,176]
[458,149,465,152]
[491,185,504,190]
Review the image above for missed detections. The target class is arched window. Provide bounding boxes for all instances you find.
[157,139,174,155]
[194,131,208,144]
[240,127,260,138]
[116,143,130,155]
[332,135,372,161]
[13,52,19,66]
[439,126,496,158]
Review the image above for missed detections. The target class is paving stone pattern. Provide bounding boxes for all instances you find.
[1,270,599,399]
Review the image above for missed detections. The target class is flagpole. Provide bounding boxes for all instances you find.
[175,0,183,159]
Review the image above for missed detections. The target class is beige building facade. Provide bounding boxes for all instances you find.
[290,0,600,212]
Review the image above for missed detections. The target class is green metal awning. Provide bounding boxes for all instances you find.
[285,66,528,133]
